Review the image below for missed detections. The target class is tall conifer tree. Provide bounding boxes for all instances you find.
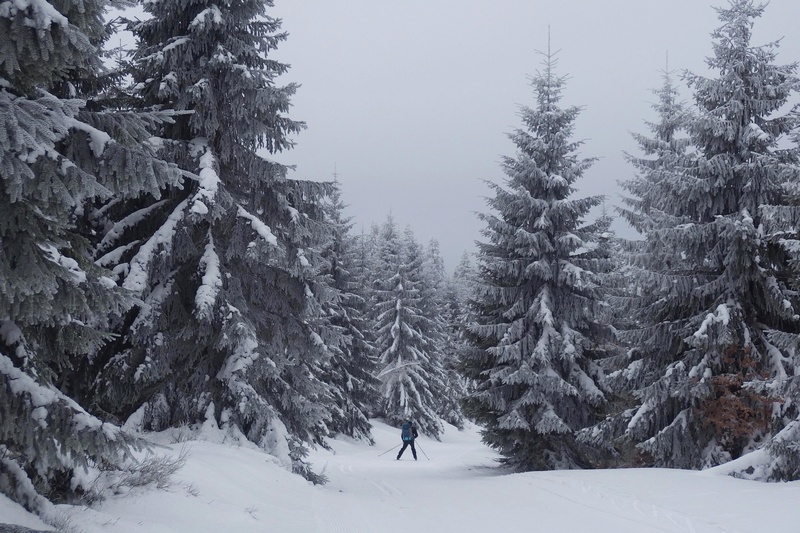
[611,0,800,469]
[0,0,178,512]
[620,68,693,234]
[757,127,800,480]
[461,49,609,470]
[372,216,445,437]
[316,181,379,442]
[425,240,466,428]
[91,0,335,477]
[581,70,695,461]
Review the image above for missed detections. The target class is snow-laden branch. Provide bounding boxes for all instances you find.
[123,199,188,295]
[188,143,220,215]
[237,206,278,246]
[38,243,86,284]
[693,303,731,339]
[0,0,68,29]
[195,235,222,321]
[65,117,112,157]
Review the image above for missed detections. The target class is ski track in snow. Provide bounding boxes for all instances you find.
[312,484,377,533]
[537,476,725,533]
[307,422,792,533]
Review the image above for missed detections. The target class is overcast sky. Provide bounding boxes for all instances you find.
[269,1,800,270]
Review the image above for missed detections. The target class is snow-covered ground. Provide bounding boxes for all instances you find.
[3,420,800,532]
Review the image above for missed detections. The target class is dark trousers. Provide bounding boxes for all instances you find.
[397,440,417,460]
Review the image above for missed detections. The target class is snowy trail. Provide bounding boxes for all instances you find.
[307,422,799,533]
[4,420,800,532]
[308,423,664,533]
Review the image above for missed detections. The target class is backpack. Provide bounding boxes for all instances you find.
[401,421,413,441]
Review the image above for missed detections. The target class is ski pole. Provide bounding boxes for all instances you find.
[416,442,430,460]
[378,444,401,457]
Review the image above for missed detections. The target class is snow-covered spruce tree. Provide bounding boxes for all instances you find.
[582,203,622,351]
[451,251,478,389]
[316,181,379,442]
[615,69,693,336]
[404,234,453,429]
[425,240,466,428]
[90,0,335,478]
[0,0,180,512]
[755,135,800,480]
[349,223,380,363]
[585,202,617,323]
[619,69,694,234]
[608,0,800,470]
[372,216,445,437]
[579,71,695,462]
[453,252,476,304]
[421,240,448,335]
[460,50,609,470]
[574,210,639,466]
[352,223,380,295]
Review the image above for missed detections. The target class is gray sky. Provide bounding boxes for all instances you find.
[270,1,800,270]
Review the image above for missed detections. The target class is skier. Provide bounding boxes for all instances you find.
[397,419,418,460]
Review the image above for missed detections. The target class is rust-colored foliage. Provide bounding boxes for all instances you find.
[695,346,778,458]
